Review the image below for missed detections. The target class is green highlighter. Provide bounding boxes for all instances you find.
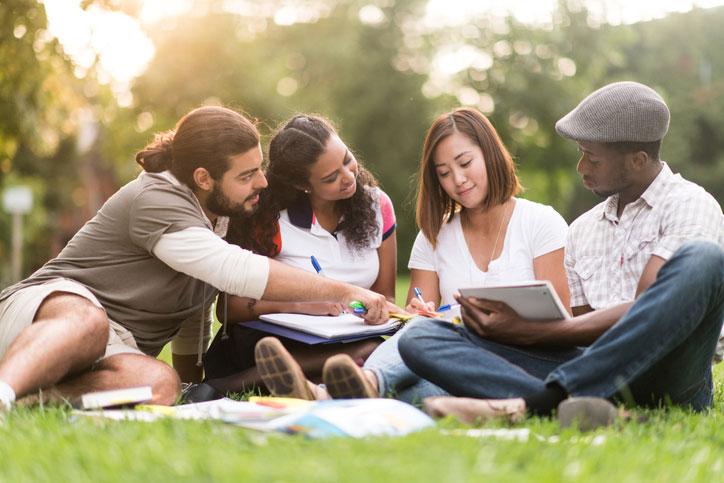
[349,300,367,314]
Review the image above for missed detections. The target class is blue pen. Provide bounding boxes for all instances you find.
[437,303,460,312]
[310,255,325,277]
[413,287,424,301]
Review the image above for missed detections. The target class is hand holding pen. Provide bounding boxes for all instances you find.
[406,287,439,317]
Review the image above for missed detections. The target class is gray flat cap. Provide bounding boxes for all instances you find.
[555,81,670,143]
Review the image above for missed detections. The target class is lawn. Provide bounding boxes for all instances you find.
[2,276,723,482]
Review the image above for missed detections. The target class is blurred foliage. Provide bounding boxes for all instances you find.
[1,0,723,280]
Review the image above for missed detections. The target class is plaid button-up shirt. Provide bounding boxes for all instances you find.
[565,163,723,310]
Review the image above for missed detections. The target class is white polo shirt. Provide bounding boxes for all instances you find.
[274,187,396,289]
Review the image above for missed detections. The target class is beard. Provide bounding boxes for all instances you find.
[206,184,259,218]
[587,167,631,199]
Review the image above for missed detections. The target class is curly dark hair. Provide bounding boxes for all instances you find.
[227,114,379,256]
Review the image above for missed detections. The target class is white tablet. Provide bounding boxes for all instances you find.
[458,280,570,320]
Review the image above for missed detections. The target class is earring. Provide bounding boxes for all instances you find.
[303,189,311,194]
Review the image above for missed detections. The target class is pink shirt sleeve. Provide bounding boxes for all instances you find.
[378,189,396,240]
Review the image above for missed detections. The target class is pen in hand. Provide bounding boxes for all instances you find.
[412,287,438,317]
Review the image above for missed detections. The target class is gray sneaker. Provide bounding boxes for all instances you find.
[557,397,618,431]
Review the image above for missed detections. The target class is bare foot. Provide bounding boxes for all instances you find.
[423,396,526,424]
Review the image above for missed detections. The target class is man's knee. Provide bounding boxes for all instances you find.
[398,319,449,369]
[36,293,108,331]
[100,354,181,405]
[35,294,109,356]
[675,241,724,275]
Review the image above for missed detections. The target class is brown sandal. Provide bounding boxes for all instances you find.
[254,337,314,400]
[323,354,378,399]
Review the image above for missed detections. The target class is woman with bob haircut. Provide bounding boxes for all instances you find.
[406,107,570,313]
[248,107,571,404]
[199,114,397,399]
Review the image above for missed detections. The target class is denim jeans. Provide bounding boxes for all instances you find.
[363,318,448,404]
[399,241,724,410]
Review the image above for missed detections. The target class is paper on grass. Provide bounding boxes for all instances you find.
[79,385,152,409]
[73,397,433,439]
[73,398,296,423]
[242,398,435,438]
[259,313,401,339]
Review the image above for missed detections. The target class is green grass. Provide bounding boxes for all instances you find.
[6,278,721,482]
[1,367,723,482]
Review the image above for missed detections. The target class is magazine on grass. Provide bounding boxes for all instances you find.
[258,313,402,339]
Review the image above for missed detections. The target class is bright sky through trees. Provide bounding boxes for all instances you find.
[41,0,724,100]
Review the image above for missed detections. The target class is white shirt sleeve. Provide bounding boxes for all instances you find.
[408,231,437,271]
[530,205,568,258]
[153,227,270,300]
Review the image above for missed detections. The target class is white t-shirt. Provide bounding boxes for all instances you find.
[274,187,396,289]
[408,198,568,305]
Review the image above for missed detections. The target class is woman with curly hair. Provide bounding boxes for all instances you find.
[200,114,397,397]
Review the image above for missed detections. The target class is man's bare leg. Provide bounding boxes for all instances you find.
[0,293,108,399]
[53,353,181,405]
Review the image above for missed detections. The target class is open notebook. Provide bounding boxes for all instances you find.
[256,313,401,340]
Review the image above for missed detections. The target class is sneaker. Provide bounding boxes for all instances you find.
[557,397,618,431]
[422,396,526,424]
[322,354,378,399]
[254,337,314,400]
[180,382,223,404]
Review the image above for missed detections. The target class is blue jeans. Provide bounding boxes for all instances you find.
[399,241,724,410]
[363,318,448,404]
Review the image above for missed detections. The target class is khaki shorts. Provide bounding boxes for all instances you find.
[0,278,144,361]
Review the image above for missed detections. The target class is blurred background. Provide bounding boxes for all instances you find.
[1,0,723,285]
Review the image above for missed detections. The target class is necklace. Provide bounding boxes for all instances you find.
[486,200,511,269]
[464,199,512,273]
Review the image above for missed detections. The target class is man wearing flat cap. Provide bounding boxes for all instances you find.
[397,81,724,429]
